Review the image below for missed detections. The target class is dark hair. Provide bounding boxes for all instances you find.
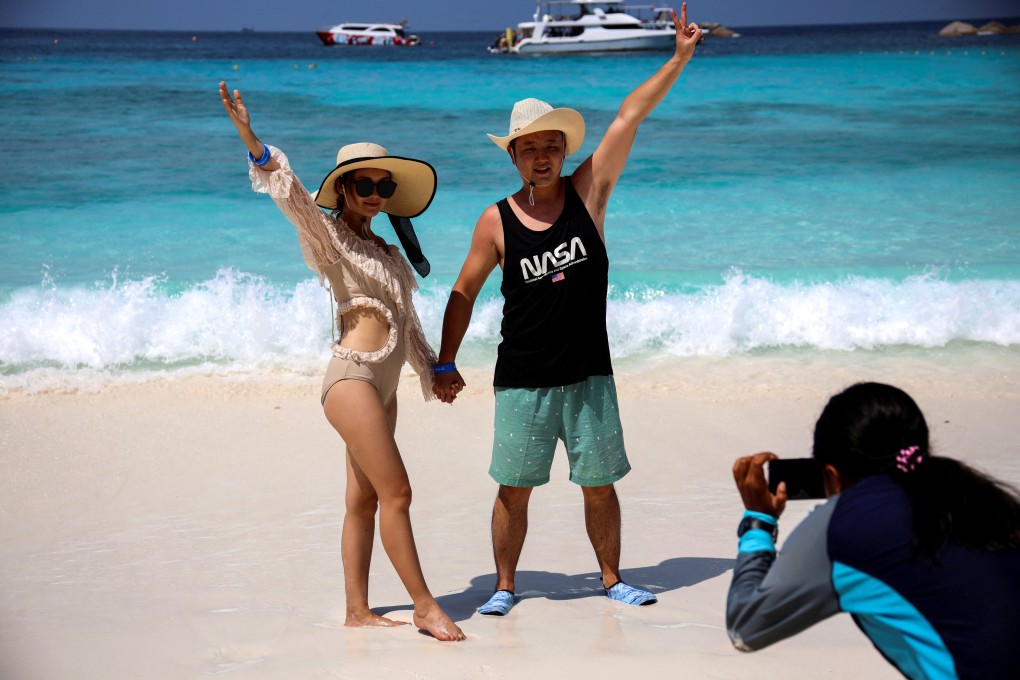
[330,174,347,220]
[813,382,1020,556]
[508,131,566,155]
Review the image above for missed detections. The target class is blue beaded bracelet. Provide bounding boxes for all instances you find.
[247,144,271,167]
[433,362,457,375]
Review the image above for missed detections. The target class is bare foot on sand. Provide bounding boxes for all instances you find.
[413,606,466,641]
[345,610,409,628]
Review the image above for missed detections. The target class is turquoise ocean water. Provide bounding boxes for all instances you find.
[2,23,1019,390]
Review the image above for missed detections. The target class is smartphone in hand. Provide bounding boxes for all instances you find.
[768,458,826,500]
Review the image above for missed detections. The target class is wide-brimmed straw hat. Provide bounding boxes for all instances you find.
[312,142,437,218]
[487,98,585,157]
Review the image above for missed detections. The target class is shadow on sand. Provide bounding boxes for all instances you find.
[373,556,735,623]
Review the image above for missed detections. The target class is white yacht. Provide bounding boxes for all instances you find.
[315,22,420,46]
[492,0,695,55]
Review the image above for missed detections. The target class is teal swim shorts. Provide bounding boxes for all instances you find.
[490,376,631,487]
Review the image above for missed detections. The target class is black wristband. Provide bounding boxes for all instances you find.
[737,516,778,541]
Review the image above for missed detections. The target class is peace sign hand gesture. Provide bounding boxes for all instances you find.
[219,81,278,171]
[219,81,253,132]
[672,2,704,63]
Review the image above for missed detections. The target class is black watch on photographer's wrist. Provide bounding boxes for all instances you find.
[737,516,778,541]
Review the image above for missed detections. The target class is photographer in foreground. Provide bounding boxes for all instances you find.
[727,382,1020,679]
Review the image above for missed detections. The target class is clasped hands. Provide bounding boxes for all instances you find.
[433,370,465,404]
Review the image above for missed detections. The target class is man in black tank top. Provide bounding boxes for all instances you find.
[433,5,704,616]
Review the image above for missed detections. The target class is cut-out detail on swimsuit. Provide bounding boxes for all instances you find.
[331,296,398,364]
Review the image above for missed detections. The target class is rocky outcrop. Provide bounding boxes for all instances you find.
[977,21,1007,33]
[976,21,1020,33]
[701,22,738,38]
[939,20,1020,36]
[938,21,978,36]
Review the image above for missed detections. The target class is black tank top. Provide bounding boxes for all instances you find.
[493,177,613,388]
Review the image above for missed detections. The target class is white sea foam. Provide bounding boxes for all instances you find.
[606,271,1020,357]
[2,268,1018,392]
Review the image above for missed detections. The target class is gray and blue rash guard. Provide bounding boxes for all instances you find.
[726,474,1020,679]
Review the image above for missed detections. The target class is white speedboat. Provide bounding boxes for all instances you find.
[315,22,420,46]
[492,0,696,55]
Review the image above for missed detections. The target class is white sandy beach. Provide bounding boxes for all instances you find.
[2,349,1019,679]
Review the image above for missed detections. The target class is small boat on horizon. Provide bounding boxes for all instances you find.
[315,21,420,46]
[490,0,705,55]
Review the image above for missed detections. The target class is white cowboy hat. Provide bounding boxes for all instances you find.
[486,98,585,157]
[312,142,437,218]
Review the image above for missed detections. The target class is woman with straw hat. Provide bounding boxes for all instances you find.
[218,82,464,642]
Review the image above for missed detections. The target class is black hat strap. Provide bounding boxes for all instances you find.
[387,214,430,278]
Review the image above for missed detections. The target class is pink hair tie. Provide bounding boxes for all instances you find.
[895,445,924,473]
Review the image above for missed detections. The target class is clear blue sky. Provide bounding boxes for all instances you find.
[1,0,1017,32]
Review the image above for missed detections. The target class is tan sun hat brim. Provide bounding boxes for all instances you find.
[311,143,437,218]
[487,102,585,157]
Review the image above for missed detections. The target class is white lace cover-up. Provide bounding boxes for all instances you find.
[248,146,437,400]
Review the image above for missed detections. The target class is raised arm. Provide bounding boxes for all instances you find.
[433,205,503,403]
[219,81,281,172]
[726,452,841,651]
[574,2,702,228]
[219,81,342,272]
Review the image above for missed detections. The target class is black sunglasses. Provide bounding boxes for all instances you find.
[351,178,398,199]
